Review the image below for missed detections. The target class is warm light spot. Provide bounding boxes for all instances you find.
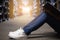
[22,6,31,14]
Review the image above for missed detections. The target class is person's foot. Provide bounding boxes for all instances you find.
[8,28,27,39]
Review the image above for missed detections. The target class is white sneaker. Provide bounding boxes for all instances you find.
[8,28,27,39]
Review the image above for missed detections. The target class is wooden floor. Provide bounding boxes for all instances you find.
[0,15,60,40]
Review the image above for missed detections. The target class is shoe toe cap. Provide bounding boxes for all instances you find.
[8,32,16,38]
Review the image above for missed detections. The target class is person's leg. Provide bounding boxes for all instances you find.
[8,11,48,39]
[46,14,60,33]
[23,12,47,35]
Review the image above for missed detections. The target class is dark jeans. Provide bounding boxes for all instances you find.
[23,12,60,35]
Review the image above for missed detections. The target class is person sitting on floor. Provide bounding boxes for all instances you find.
[8,0,60,39]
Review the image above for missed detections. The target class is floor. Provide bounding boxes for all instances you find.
[0,15,60,40]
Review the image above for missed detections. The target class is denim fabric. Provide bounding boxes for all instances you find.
[23,12,47,35]
[23,12,60,35]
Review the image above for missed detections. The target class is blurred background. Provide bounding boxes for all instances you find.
[0,0,60,40]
